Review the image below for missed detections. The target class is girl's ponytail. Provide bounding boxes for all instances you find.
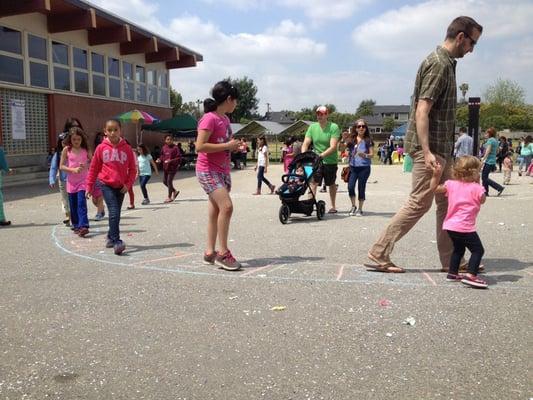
[204,98,217,113]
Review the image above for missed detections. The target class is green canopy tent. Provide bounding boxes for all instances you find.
[141,113,198,138]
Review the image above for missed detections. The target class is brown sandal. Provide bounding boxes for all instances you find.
[364,262,405,273]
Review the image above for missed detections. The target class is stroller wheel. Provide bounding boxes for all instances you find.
[279,204,290,224]
[316,201,326,220]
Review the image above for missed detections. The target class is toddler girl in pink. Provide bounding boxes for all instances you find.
[431,155,488,288]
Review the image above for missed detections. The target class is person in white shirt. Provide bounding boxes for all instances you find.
[454,127,473,158]
[253,136,275,195]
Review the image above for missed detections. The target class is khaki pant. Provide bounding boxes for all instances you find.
[369,151,453,270]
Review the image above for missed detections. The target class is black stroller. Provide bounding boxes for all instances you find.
[277,151,326,224]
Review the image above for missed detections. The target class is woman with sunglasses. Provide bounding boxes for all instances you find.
[343,119,374,216]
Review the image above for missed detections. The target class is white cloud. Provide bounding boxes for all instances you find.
[266,19,306,36]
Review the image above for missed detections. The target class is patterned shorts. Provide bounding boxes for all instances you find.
[197,171,231,194]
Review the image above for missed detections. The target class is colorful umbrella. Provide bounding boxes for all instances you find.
[115,109,159,144]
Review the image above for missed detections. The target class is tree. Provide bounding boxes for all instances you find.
[227,76,259,123]
[180,101,202,119]
[456,104,469,128]
[355,99,376,118]
[382,117,397,132]
[169,87,183,116]
[483,78,526,107]
[459,83,469,103]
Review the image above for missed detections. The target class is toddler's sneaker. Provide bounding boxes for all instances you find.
[94,212,105,221]
[203,251,218,265]
[461,275,488,289]
[78,227,89,237]
[446,273,464,282]
[215,250,242,271]
[141,199,150,205]
[114,240,126,255]
[348,206,357,216]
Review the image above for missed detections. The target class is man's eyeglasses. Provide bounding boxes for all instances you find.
[462,31,477,47]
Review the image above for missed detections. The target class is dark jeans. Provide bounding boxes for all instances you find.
[163,169,177,198]
[257,166,273,190]
[101,185,125,243]
[482,163,503,195]
[347,166,371,200]
[446,230,484,275]
[139,175,151,199]
[385,151,393,165]
[68,191,89,229]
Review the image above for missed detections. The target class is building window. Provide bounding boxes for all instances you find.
[91,52,104,74]
[93,74,106,96]
[148,85,157,104]
[135,66,145,83]
[108,57,120,77]
[158,71,168,88]
[30,62,49,88]
[28,34,47,61]
[375,127,381,133]
[52,41,69,65]
[124,80,134,100]
[123,62,133,80]
[147,70,156,86]
[159,88,168,106]
[109,78,121,98]
[73,48,88,70]
[54,67,70,91]
[74,71,89,93]
[0,54,24,84]
[136,84,146,102]
[0,26,22,54]
[394,113,399,120]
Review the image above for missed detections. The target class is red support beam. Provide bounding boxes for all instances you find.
[0,0,50,17]
[120,37,158,55]
[48,8,96,33]
[145,47,179,64]
[88,24,131,46]
[166,54,197,69]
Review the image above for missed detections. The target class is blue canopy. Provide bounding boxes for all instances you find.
[392,123,408,137]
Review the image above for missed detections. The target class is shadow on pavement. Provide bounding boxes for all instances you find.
[482,257,531,272]
[243,255,324,268]
[125,242,194,254]
[0,222,58,229]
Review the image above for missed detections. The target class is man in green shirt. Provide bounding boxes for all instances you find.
[301,106,340,213]
[367,16,482,273]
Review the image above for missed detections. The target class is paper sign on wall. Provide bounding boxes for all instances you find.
[10,100,26,140]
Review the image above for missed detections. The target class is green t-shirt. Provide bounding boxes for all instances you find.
[485,137,498,165]
[305,122,340,165]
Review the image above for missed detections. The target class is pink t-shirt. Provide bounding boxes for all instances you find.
[196,112,232,174]
[442,180,485,233]
[66,148,89,193]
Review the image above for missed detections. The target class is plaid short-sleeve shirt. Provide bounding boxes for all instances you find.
[404,46,457,159]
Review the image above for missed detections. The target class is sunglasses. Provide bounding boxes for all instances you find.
[462,31,477,47]
[356,125,366,128]
[316,112,327,116]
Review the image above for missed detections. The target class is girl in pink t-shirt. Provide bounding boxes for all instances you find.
[431,155,488,288]
[196,80,242,271]
[59,127,90,237]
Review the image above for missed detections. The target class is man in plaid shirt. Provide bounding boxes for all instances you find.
[366,16,483,273]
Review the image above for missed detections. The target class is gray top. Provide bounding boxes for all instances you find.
[454,134,473,157]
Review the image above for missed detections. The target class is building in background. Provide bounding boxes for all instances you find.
[0,0,202,174]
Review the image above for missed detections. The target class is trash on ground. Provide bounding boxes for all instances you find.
[402,317,416,326]
[386,332,393,337]
[378,299,392,307]
[271,306,286,311]
[228,296,238,300]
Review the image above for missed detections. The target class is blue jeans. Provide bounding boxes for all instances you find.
[481,163,503,195]
[68,191,89,229]
[101,185,125,243]
[348,166,371,200]
[257,166,272,190]
[139,175,151,199]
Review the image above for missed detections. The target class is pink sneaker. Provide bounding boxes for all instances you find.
[461,275,488,289]
[215,250,242,271]
[203,251,218,265]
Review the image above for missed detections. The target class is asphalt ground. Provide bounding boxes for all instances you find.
[0,163,532,399]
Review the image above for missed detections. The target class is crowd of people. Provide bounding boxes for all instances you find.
[1,16,532,289]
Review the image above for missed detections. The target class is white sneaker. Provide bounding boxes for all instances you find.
[349,206,357,216]
[355,210,363,217]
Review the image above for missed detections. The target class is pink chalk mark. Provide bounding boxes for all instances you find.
[422,272,437,286]
[336,265,345,281]
[240,264,272,277]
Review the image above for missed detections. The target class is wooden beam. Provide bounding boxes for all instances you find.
[166,54,197,69]
[145,47,179,63]
[0,0,50,17]
[120,37,158,55]
[48,8,96,33]
[88,24,131,46]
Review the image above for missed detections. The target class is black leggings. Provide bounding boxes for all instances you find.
[446,230,484,275]
[163,170,177,198]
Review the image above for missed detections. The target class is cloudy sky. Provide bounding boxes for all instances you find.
[92,0,533,114]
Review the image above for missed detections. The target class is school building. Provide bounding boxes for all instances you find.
[0,0,202,174]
